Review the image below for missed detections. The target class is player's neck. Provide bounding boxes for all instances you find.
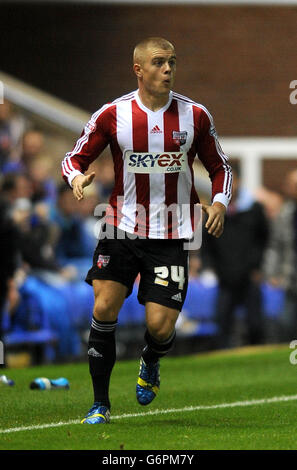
[137,88,170,112]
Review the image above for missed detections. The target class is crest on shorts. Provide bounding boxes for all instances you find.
[97,254,110,269]
[172,131,187,146]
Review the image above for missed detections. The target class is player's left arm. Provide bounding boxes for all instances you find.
[202,201,226,238]
[195,106,233,238]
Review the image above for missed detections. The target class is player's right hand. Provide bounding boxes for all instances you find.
[72,172,96,201]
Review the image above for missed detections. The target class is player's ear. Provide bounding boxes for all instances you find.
[133,63,142,79]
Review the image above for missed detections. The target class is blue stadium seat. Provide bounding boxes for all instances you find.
[2,276,92,361]
[193,322,218,336]
[182,279,218,321]
[234,283,285,319]
[2,278,58,362]
[118,284,145,326]
[261,282,285,318]
[179,278,219,337]
[59,281,94,329]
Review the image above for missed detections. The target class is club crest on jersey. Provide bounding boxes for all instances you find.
[125,151,187,174]
[84,120,97,135]
[172,131,187,146]
[97,255,110,269]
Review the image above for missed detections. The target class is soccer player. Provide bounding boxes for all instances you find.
[62,37,232,424]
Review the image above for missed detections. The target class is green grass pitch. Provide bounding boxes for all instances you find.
[1,345,297,450]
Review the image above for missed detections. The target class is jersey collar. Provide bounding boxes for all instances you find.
[135,89,173,115]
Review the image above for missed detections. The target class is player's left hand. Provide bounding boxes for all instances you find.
[202,201,226,238]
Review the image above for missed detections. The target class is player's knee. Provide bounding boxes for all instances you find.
[147,316,175,342]
[93,296,118,322]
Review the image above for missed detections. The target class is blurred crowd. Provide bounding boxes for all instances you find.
[1,100,297,363]
[0,101,113,362]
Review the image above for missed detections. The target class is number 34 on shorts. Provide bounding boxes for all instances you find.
[154,266,185,290]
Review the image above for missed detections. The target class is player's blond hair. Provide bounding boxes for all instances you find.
[133,37,175,65]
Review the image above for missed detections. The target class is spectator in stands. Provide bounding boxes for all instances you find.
[1,172,34,204]
[0,101,13,170]
[188,253,201,280]
[2,129,44,174]
[1,172,56,260]
[0,110,92,360]
[50,184,93,278]
[11,197,59,274]
[6,196,91,360]
[27,155,57,206]
[2,163,57,210]
[255,186,284,221]
[76,183,100,254]
[0,100,27,171]
[0,197,19,343]
[202,165,269,348]
[263,168,297,340]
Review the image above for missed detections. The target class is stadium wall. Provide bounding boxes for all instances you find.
[0,4,296,137]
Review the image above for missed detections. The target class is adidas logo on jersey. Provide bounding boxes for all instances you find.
[150,125,162,134]
[171,292,182,302]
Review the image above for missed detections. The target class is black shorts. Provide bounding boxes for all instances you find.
[85,226,189,311]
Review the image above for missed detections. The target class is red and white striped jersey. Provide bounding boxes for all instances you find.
[62,90,232,239]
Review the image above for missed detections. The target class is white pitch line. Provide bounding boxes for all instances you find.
[1,394,297,434]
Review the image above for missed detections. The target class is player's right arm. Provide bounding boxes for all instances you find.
[61,104,112,200]
[72,172,96,201]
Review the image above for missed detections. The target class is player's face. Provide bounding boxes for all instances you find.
[140,47,176,96]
